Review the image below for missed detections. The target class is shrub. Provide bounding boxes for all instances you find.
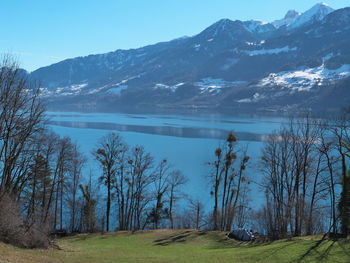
[0,193,50,248]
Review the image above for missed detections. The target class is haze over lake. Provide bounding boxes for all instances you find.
[47,111,289,207]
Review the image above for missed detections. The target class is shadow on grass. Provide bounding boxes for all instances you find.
[153,230,211,246]
[206,237,298,263]
[337,239,350,258]
[297,237,350,263]
[196,231,207,236]
[154,231,192,246]
[210,233,275,249]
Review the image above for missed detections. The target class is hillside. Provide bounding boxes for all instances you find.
[0,230,349,263]
[28,3,350,114]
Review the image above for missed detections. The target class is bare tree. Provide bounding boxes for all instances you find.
[167,170,187,229]
[208,146,224,230]
[0,56,51,247]
[79,174,97,233]
[53,137,74,231]
[208,132,250,231]
[66,144,86,232]
[259,116,341,238]
[331,114,350,235]
[93,132,126,232]
[190,199,205,230]
[149,159,170,229]
[126,146,153,231]
[0,56,45,197]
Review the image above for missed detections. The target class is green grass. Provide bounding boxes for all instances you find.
[1,230,350,262]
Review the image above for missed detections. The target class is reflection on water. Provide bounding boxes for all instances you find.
[47,113,274,208]
[129,116,148,119]
[158,116,255,125]
[47,112,287,126]
[47,114,85,118]
[48,120,265,141]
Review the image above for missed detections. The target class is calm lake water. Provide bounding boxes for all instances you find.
[47,112,288,208]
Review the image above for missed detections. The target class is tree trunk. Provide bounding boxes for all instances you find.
[106,177,111,232]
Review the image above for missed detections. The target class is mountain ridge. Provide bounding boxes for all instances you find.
[30,3,350,115]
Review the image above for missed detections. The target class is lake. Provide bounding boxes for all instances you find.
[47,112,288,209]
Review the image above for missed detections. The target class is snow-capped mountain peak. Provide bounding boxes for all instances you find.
[289,2,334,29]
[30,3,350,114]
[272,10,301,28]
[272,3,334,29]
[319,2,330,7]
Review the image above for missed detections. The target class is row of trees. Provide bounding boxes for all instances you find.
[0,56,47,247]
[0,58,196,246]
[255,115,350,238]
[0,58,99,247]
[205,114,350,239]
[93,132,188,231]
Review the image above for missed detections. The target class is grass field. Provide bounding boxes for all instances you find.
[0,230,350,263]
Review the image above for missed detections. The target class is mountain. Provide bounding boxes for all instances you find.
[30,3,350,114]
[272,10,301,28]
[272,3,334,30]
[289,3,334,29]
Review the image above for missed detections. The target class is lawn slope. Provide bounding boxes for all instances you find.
[0,230,349,263]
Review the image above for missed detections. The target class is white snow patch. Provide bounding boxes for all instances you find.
[195,78,246,94]
[243,20,271,34]
[154,83,169,89]
[153,82,185,92]
[258,64,350,91]
[70,83,88,91]
[175,82,185,87]
[243,46,297,56]
[238,92,266,103]
[322,53,334,62]
[53,82,89,96]
[88,74,143,95]
[194,44,201,51]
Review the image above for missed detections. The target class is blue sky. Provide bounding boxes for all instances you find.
[1,0,349,72]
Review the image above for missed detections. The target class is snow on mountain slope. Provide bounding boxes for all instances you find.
[30,3,350,114]
[272,3,334,29]
[242,20,275,34]
[241,46,297,56]
[258,64,350,92]
[153,82,185,92]
[272,10,301,28]
[195,78,246,94]
[289,3,334,29]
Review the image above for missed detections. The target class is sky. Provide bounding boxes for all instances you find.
[1,0,349,72]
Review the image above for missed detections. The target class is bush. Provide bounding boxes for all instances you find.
[0,193,50,248]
